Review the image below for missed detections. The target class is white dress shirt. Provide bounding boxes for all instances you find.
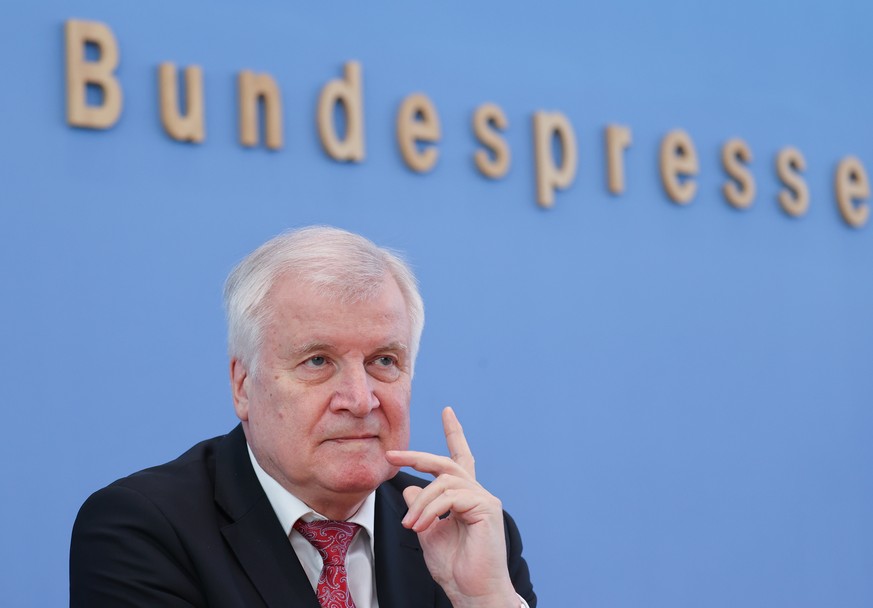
[247,445,528,608]
[248,445,379,608]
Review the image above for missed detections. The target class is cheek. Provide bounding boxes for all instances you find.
[383,387,411,443]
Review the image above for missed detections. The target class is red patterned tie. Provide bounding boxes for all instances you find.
[293,519,361,608]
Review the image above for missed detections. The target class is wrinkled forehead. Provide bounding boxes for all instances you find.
[264,268,393,309]
[260,271,409,329]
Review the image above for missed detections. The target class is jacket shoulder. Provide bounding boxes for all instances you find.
[107,432,225,501]
[69,430,246,607]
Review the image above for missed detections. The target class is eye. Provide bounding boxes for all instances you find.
[368,355,401,381]
[304,356,328,367]
[373,356,396,367]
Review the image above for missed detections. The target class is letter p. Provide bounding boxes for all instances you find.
[533,111,577,208]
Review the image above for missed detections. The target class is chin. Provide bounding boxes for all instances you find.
[329,461,396,494]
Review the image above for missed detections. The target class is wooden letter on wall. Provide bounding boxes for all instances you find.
[775,147,809,217]
[835,156,870,228]
[396,93,441,173]
[721,138,755,209]
[533,111,577,208]
[65,19,122,129]
[660,129,699,204]
[158,62,205,143]
[317,61,365,162]
[472,103,510,179]
[238,70,283,150]
[605,124,632,195]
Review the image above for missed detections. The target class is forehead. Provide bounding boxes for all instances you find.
[261,272,411,347]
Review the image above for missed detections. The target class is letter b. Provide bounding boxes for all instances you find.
[65,19,122,129]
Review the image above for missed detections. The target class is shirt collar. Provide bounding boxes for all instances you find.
[246,443,377,553]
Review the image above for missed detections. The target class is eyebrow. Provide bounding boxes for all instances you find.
[288,340,409,359]
[288,341,335,359]
[377,341,409,355]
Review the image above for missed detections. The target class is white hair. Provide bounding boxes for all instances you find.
[223,226,425,373]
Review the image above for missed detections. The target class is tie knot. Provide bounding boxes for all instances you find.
[293,520,361,566]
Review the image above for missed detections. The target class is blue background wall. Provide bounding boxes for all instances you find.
[2,1,872,605]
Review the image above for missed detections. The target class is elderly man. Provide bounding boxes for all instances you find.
[71,226,535,607]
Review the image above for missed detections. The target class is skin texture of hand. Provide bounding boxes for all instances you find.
[385,407,519,608]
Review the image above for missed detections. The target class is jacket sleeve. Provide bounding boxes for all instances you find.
[70,483,204,607]
[504,511,537,607]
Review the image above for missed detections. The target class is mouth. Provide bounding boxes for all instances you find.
[326,435,379,443]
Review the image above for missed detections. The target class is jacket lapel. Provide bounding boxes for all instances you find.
[374,475,438,608]
[214,426,320,608]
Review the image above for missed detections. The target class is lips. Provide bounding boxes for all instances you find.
[325,434,378,442]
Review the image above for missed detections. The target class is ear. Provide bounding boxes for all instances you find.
[230,357,251,422]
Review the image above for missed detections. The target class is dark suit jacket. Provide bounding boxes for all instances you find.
[70,425,536,607]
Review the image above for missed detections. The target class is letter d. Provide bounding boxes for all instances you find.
[317,61,365,162]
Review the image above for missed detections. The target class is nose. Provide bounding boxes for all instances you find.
[330,364,380,416]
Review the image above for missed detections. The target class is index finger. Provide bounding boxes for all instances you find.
[443,406,476,478]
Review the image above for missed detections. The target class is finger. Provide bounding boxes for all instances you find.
[400,474,480,528]
[385,450,472,480]
[405,487,495,532]
[405,492,457,532]
[401,485,423,509]
[443,407,476,477]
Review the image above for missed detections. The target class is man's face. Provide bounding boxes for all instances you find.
[231,272,413,518]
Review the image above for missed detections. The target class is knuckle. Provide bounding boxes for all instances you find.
[435,473,453,486]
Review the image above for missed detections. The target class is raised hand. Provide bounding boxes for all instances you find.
[385,407,518,608]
